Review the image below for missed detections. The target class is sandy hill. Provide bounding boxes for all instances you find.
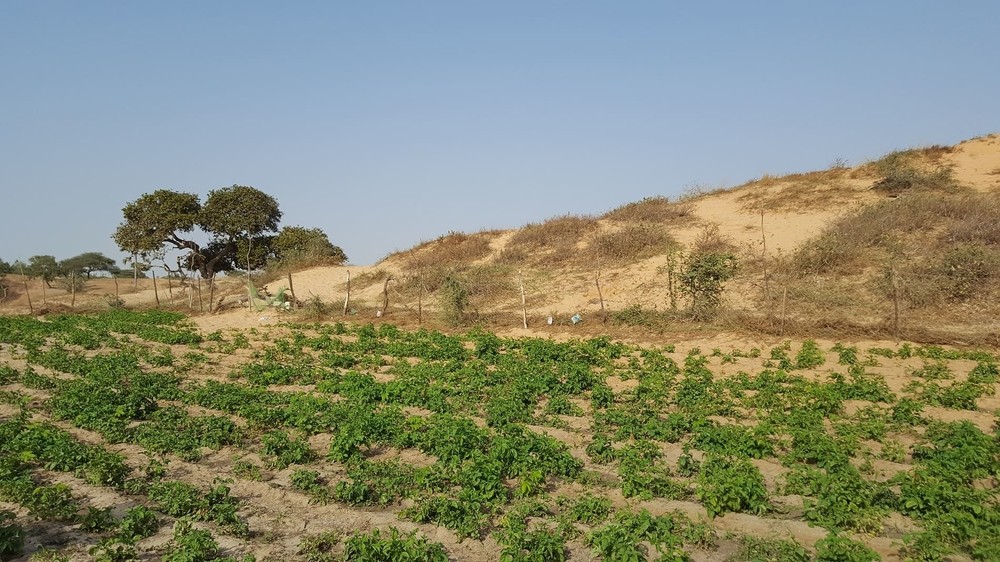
[3,134,999,344]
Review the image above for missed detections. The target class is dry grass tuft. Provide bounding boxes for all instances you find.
[402,231,495,269]
[502,215,599,266]
[736,170,854,214]
[789,189,1000,313]
[601,196,694,224]
[692,224,738,255]
[793,190,1000,275]
[858,148,960,195]
[587,225,675,265]
[507,215,598,250]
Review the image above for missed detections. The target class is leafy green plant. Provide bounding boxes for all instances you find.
[0,511,24,559]
[231,458,263,481]
[728,534,808,562]
[342,528,448,561]
[587,510,709,561]
[795,340,825,369]
[696,456,769,518]
[563,494,612,526]
[290,469,331,505]
[813,533,879,562]
[88,539,138,562]
[261,430,315,468]
[163,519,222,562]
[80,506,118,533]
[116,505,159,543]
[27,483,79,521]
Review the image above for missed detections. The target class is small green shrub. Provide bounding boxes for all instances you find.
[696,456,769,517]
[679,252,738,319]
[342,528,448,561]
[0,511,25,559]
[814,533,879,562]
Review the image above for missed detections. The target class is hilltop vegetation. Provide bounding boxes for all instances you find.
[350,134,1000,343]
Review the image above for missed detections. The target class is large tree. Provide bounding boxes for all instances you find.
[60,252,120,279]
[26,255,61,288]
[112,186,282,279]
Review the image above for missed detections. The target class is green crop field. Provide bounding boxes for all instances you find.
[0,310,998,561]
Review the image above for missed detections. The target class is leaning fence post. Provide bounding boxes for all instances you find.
[24,279,33,314]
[596,271,607,324]
[151,269,160,308]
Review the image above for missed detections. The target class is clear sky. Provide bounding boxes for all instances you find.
[2,1,998,266]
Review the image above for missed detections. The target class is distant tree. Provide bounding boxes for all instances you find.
[60,252,120,279]
[26,255,62,288]
[0,259,12,275]
[112,186,282,279]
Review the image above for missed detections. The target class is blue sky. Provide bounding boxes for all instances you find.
[2,1,998,266]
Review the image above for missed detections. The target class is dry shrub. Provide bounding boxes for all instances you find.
[352,268,393,289]
[506,215,598,265]
[865,149,958,195]
[601,196,694,224]
[947,195,1000,245]
[692,225,737,255]
[397,263,513,303]
[493,247,529,266]
[736,173,852,214]
[785,280,861,309]
[408,231,494,268]
[382,230,497,267]
[508,215,598,250]
[794,190,1000,275]
[587,225,675,264]
[461,264,516,304]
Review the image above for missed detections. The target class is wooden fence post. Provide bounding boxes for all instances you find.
[24,280,33,314]
[208,278,215,313]
[519,270,528,329]
[287,272,296,308]
[596,271,606,324]
[891,265,900,342]
[379,276,392,317]
[343,271,351,315]
[71,274,77,308]
[780,286,788,337]
[417,267,423,326]
[151,269,160,308]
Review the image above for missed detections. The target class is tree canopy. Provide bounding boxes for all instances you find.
[113,186,343,278]
[60,252,119,278]
[210,225,349,272]
[26,255,61,287]
[113,185,283,278]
